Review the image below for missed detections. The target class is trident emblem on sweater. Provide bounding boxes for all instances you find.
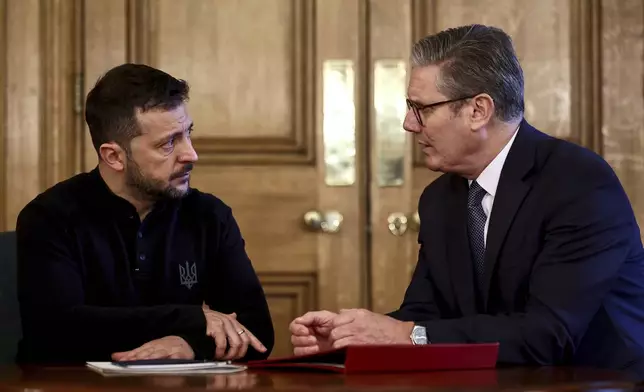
[179,261,197,289]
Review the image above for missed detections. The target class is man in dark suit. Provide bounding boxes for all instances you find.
[290,24,644,376]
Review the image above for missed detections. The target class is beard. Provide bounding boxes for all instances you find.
[124,157,192,201]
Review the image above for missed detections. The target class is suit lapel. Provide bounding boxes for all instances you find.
[481,121,538,309]
[445,174,478,316]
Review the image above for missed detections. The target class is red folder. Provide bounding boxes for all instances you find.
[246,343,499,374]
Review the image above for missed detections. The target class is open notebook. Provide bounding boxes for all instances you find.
[86,360,247,376]
[247,343,499,374]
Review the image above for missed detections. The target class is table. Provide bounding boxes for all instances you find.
[0,365,641,391]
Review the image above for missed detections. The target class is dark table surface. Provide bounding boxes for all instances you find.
[0,365,642,391]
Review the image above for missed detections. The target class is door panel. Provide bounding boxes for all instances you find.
[82,0,366,358]
[601,0,644,239]
[368,0,419,314]
[3,0,45,232]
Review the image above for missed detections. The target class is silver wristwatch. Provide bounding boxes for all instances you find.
[410,325,429,345]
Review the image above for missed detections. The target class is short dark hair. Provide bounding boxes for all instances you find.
[85,63,190,153]
[411,24,524,122]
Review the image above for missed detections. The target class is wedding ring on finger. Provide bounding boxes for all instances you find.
[237,329,245,335]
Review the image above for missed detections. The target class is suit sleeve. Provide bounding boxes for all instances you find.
[189,204,274,361]
[16,203,207,363]
[416,172,638,365]
[388,188,442,321]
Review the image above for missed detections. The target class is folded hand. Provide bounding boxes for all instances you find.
[290,309,414,355]
[289,310,337,356]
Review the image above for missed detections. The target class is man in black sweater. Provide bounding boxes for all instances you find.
[15,63,274,364]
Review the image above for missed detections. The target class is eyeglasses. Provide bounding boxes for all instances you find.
[406,95,478,126]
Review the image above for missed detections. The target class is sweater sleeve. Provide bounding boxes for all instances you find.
[193,204,274,361]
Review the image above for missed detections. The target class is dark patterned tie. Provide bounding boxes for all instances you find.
[467,181,487,283]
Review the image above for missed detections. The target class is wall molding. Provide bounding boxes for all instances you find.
[411,0,436,44]
[72,0,84,174]
[257,271,317,357]
[410,0,436,167]
[571,0,603,154]
[257,272,318,314]
[126,0,317,165]
[40,0,79,190]
[0,0,6,230]
[126,0,153,64]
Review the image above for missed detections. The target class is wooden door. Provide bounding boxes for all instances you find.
[365,0,425,314]
[81,0,368,358]
[367,0,604,314]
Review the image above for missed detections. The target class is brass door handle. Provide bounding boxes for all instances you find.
[303,210,344,233]
[387,211,420,236]
[387,212,408,236]
[410,211,420,231]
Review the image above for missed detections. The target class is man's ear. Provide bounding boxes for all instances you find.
[99,142,126,172]
[469,93,494,129]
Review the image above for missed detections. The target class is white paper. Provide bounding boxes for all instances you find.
[86,361,247,376]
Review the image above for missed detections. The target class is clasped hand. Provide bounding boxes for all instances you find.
[289,309,414,356]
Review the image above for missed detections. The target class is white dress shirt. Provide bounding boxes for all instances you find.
[468,127,519,246]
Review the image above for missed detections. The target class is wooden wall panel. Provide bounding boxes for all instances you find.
[571,0,602,154]
[0,0,78,230]
[41,0,79,189]
[0,0,6,230]
[5,0,42,230]
[601,0,644,237]
[190,167,320,274]
[314,0,366,311]
[259,273,317,358]
[143,0,316,165]
[368,0,417,314]
[82,0,128,172]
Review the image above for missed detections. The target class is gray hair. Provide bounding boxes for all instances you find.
[411,24,524,122]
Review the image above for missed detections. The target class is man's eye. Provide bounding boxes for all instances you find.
[162,138,175,151]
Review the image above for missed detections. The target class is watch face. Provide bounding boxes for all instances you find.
[412,326,428,344]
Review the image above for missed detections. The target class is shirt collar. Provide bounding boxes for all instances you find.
[469,125,520,196]
[88,166,174,220]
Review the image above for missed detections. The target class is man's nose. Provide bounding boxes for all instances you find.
[179,140,199,163]
[403,111,420,133]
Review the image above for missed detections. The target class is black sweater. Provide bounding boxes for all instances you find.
[15,168,274,363]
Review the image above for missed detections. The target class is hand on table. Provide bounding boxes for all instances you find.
[327,308,414,348]
[202,303,267,360]
[111,335,194,361]
[290,309,414,355]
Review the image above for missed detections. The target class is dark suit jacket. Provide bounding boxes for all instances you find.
[389,120,644,377]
